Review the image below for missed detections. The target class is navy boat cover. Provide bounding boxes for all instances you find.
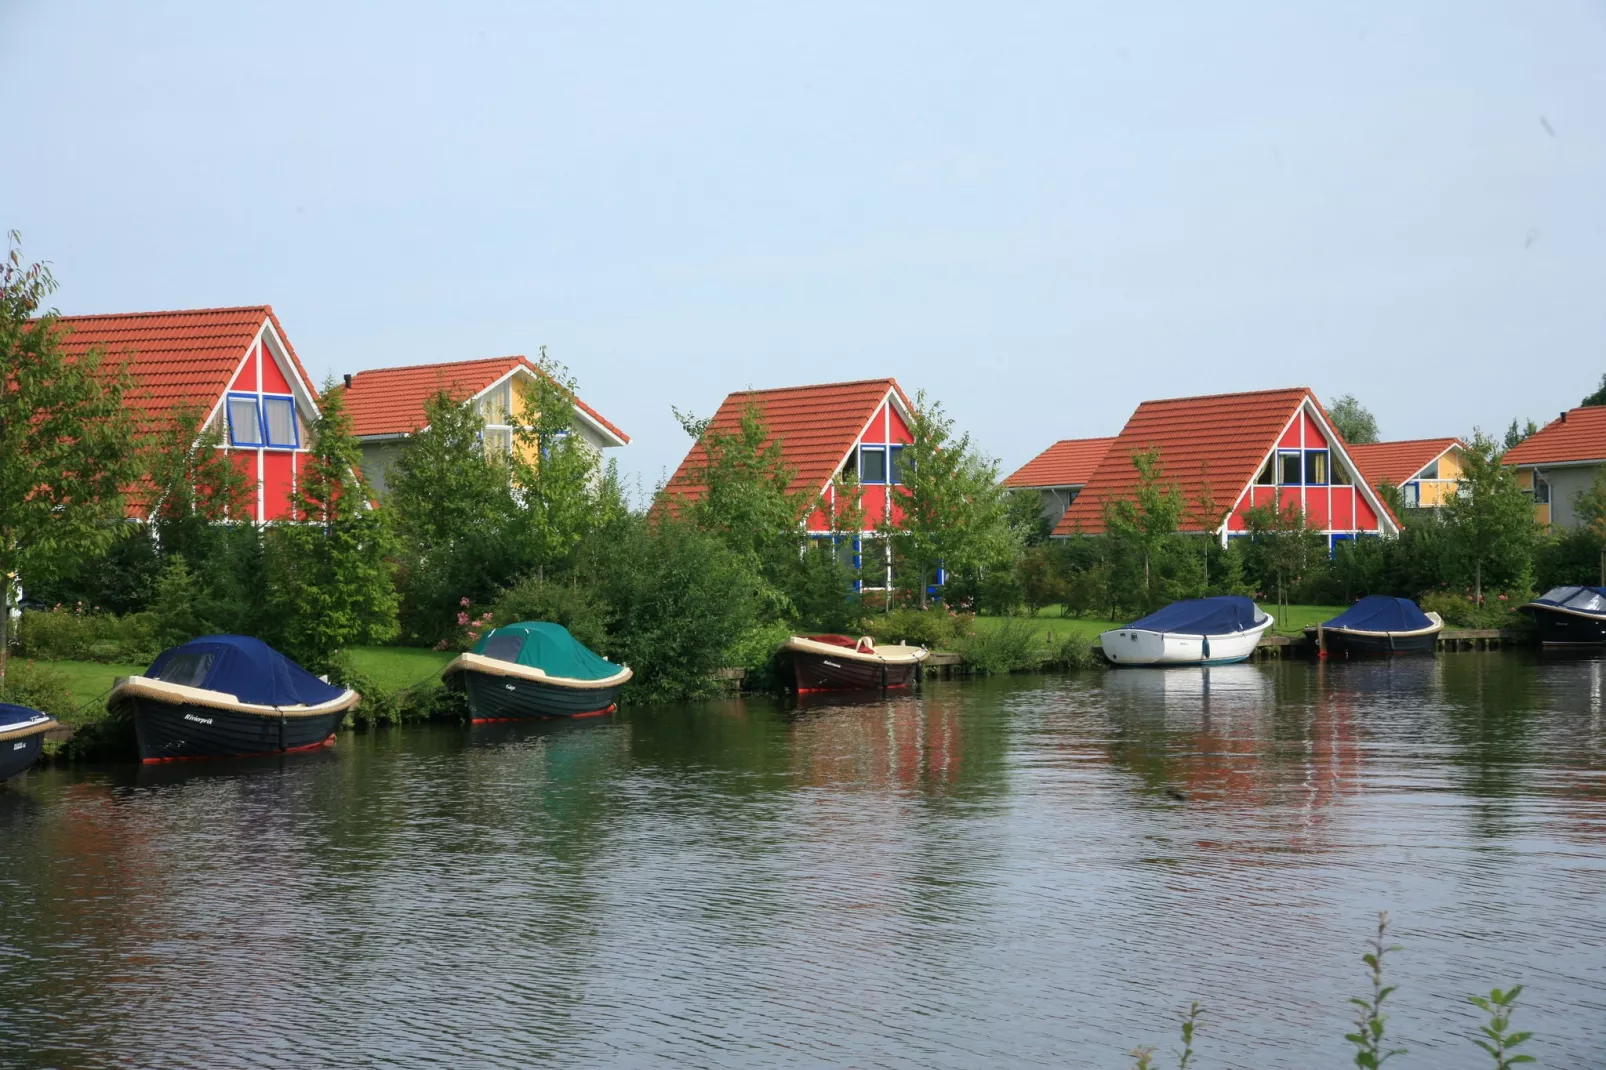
[1127,596,1264,635]
[1322,595,1435,633]
[0,702,51,731]
[1530,586,1606,613]
[143,635,348,707]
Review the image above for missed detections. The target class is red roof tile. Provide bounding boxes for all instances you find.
[337,356,629,444]
[660,378,908,507]
[1054,386,1397,535]
[1004,437,1117,489]
[1502,407,1606,466]
[1347,438,1464,487]
[50,305,315,427]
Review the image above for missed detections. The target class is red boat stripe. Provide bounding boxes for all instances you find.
[140,734,336,765]
[470,704,617,725]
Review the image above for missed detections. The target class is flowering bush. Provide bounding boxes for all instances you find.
[434,597,495,651]
[1419,589,1532,630]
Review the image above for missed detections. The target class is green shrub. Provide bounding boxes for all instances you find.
[0,659,80,722]
[491,574,610,651]
[865,607,973,649]
[956,617,1040,675]
[1045,632,1101,670]
[1419,590,1532,630]
[15,607,158,663]
[727,620,794,691]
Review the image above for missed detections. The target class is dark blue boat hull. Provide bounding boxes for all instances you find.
[1528,607,1606,646]
[458,670,621,723]
[128,697,343,763]
[1306,629,1438,656]
[1,730,47,782]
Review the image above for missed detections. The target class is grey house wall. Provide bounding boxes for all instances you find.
[358,421,614,500]
[1031,486,1081,529]
[1543,463,1603,529]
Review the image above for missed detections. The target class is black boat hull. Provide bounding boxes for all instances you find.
[790,651,920,692]
[1528,607,1606,646]
[128,697,344,763]
[459,670,622,723]
[1306,629,1438,656]
[1,731,46,782]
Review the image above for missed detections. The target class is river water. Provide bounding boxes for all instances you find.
[2,654,1604,1069]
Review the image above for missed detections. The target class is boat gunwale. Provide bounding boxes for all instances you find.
[1099,615,1275,644]
[1519,601,1606,622]
[783,635,931,666]
[442,652,633,690]
[0,715,57,744]
[1304,612,1444,640]
[108,677,361,718]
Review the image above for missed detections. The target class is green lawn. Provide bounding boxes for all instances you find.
[972,603,1346,648]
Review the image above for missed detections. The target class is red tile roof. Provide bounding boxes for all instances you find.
[1347,438,1463,487]
[51,305,314,427]
[1502,406,1606,466]
[337,356,629,444]
[660,378,908,507]
[1004,437,1117,489]
[1054,386,1396,535]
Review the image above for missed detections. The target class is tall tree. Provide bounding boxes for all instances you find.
[1503,418,1540,451]
[145,403,255,562]
[1570,467,1606,585]
[263,380,398,669]
[1328,394,1381,445]
[0,235,141,685]
[1439,431,1536,603]
[1241,499,1326,622]
[1102,448,1185,610]
[507,351,612,574]
[1582,374,1606,407]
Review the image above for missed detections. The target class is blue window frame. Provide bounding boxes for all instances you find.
[262,395,299,448]
[227,393,264,447]
[1277,451,1302,486]
[1303,450,1329,486]
[860,446,888,484]
[888,445,905,485]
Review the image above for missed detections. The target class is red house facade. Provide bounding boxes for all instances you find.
[1053,387,1400,548]
[660,378,915,587]
[53,306,322,524]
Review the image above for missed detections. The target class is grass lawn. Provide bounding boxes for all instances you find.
[972,603,1346,648]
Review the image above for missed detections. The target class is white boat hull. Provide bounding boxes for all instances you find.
[1099,617,1273,666]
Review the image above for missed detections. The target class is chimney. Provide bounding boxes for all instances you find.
[1560,410,1567,422]
[343,373,353,390]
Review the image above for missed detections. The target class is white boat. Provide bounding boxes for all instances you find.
[1100,596,1274,667]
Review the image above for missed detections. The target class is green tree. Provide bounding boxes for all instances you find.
[1439,431,1536,603]
[1582,374,1606,407]
[1569,466,1606,585]
[1102,448,1185,611]
[1503,418,1540,451]
[508,350,613,574]
[1328,394,1381,445]
[0,235,142,685]
[146,403,255,564]
[890,392,1018,609]
[1242,499,1327,622]
[263,380,398,669]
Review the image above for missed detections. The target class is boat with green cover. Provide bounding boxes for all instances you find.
[441,622,632,723]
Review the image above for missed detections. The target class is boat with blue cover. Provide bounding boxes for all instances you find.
[1099,596,1274,667]
[441,622,632,723]
[1305,595,1443,656]
[1,704,56,783]
[108,635,361,763]
[1520,586,1606,646]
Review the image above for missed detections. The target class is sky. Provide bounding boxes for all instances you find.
[4,1,1604,498]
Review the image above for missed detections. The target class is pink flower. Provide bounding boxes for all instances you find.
[460,597,471,608]
[1498,594,1508,601]
[457,612,470,626]
[480,611,493,621]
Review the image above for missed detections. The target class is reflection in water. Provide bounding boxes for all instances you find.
[2,656,1604,1068]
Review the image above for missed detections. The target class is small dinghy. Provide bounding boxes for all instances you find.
[1,704,56,783]
[442,622,631,723]
[1306,595,1443,656]
[108,636,360,763]
[1519,586,1606,646]
[1100,596,1273,667]
[780,634,930,692]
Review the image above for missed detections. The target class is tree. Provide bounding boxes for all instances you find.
[889,392,1018,609]
[0,235,142,685]
[1102,448,1185,611]
[263,380,398,669]
[1328,394,1380,445]
[145,403,255,563]
[1241,499,1326,621]
[1570,466,1606,585]
[1439,431,1536,603]
[1503,418,1540,451]
[1582,374,1606,407]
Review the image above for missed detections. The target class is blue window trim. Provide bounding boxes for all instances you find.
[226,392,265,447]
[888,444,905,485]
[859,445,888,484]
[261,394,299,449]
[1304,448,1329,487]
[1277,450,1303,486]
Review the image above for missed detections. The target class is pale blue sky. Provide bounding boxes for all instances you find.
[5,1,1604,496]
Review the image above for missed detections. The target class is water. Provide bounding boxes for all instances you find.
[3,654,1605,1069]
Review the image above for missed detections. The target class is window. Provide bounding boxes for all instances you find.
[263,396,298,448]
[1419,459,1439,480]
[228,395,263,446]
[1331,456,1353,486]
[483,428,512,456]
[481,632,525,662]
[888,445,905,484]
[1278,452,1302,485]
[860,446,888,483]
[1403,482,1420,508]
[1255,457,1275,486]
[1532,477,1550,504]
[1304,451,1328,486]
[156,651,214,689]
[840,450,858,481]
[480,383,510,425]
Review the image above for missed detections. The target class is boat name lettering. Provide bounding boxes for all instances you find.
[505,684,517,691]
[822,660,842,668]
[12,741,25,751]
[183,713,214,726]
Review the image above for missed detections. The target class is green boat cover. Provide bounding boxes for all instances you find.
[471,622,623,681]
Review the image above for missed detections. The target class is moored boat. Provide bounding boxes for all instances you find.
[1,704,56,783]
[442,622,631,723]
[780,634,930,692]
[1099,596,1273,667]
[1305,595,1443,656]
[108,636,360,763]
[1519,586,1606,646]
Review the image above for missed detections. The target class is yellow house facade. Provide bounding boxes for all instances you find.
[1348,438,1465,510]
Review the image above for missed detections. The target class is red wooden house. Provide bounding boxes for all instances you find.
[660,378,915,587]
[53,306,321,523]
[1053,387,1400,548]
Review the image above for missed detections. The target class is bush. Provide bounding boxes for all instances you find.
[490,574,610,651]
[327,655,468,729]
[1044,632,1101,670]
[0,659,80,722]
[865,606,973,649]
[956,617,1040,675]
[15,607,158,663]
[1419,590,1531,630]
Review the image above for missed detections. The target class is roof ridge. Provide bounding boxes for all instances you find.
[349,355,525,378]
[1137,385,1310,407]
[729,377,896,396]
[53,304,272,322]
[1352,436,1463,447]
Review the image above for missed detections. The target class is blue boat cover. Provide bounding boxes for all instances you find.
[143,635,348,707]
[0,702,51,731]
[1322,595,1435,633]
[1530,586,1606,613]
[1127,596,1264,635]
